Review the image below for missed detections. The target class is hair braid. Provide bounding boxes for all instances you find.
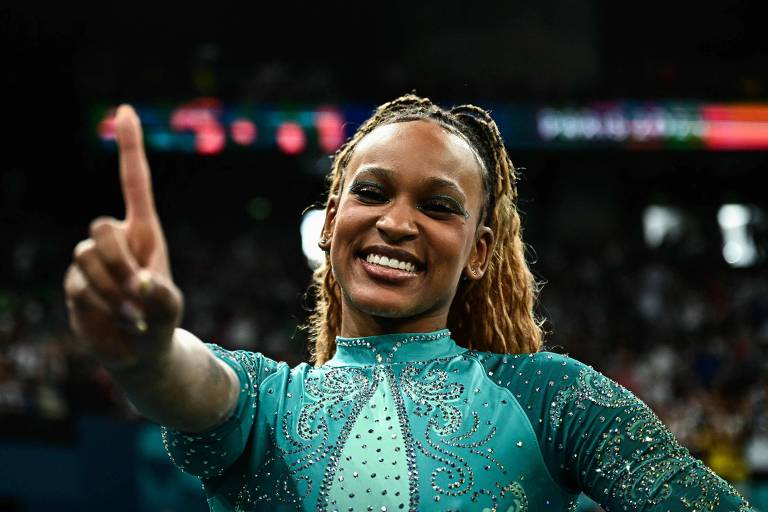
[306,94,544,365]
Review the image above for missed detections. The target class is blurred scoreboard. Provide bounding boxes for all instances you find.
[92,98,768,155]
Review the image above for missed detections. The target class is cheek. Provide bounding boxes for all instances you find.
[425,227,473,275]
[332,205,365,243]
[330,205,370,262]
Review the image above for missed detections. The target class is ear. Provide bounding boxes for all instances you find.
[464,225,494,280]
[318,195,339,252]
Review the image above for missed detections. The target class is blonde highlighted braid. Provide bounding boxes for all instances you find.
[305,94,544,365]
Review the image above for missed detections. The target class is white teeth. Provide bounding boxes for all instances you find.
[364,253,417,273]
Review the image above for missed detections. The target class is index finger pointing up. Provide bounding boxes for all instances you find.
[115,104,158,225]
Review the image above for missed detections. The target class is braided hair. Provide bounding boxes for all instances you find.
[305,93,544,365]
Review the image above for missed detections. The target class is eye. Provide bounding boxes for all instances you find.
[419,197,467,218]
[350,182,388,204]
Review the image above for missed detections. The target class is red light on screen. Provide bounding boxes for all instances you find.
[196,122,226,155]
[315,109,344,153]
[98,114,117,141]
[703,104,768,150]
[276,121,306,155]
[231,119,258,145]
[170,98,222,132]
[171,107,213,132]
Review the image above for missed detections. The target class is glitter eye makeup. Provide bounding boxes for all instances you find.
[349,181,388,204]
[417,195,469,219]
[349,180,469,220]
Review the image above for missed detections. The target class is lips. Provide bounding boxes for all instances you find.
[358,256,421,283]
[358,245,424,271]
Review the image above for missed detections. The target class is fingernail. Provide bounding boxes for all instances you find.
[137,269,153,298]
[127,269,153,298]
[117,104,134,118]
[120,300,146,333]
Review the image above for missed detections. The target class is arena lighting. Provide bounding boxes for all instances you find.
[170,99,221,132]
[315,109,345,153]
[643,205,684,248]
[195,122,226,155]
[148,131,174,151]
[167,98,228,154]
[93,99,768,152]
[231,119,258,146]
[97,113,116,140]
[702,104,768,150]
[717,204,758,267]
[536,105,705,145]
[300,209,326,269]
[94,100,346,155]
[276,121,307,155]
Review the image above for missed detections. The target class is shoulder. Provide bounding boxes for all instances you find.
[465,349,597,382]
[204,342,295,385]
[466,349,629,411]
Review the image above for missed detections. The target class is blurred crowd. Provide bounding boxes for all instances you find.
[541,240,768,490]
[1,222,767,493]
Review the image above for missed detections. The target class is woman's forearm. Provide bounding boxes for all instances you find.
[107,327,240,433]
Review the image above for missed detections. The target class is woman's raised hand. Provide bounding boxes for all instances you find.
[64,105,184,371]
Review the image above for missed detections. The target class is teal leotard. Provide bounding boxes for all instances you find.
[161,329,754,511]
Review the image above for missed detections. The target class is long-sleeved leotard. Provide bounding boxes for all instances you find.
[162,329,754,511]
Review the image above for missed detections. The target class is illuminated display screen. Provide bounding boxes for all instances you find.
[532,103,768,150]
[92,98,768,154]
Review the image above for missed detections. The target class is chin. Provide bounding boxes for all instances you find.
[346,289,423,319]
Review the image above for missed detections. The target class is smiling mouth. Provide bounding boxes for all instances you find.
[363,253,419,273]
[356,253,424,281]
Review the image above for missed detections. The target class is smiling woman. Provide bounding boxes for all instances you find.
[65,96,754,511]
[308,96,544,366]
[161,95,754,511]
[317,120,495,336]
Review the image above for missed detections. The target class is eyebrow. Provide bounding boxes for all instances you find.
[353,166,467,203]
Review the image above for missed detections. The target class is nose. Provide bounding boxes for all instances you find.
[376,199,418,242]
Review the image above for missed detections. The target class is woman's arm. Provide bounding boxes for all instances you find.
[63,105,239,433]
[108,327,240,432]
[548,355,754,511]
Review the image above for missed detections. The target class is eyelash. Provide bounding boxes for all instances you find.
[349,183,466,218]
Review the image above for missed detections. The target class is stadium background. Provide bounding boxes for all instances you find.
[1,3,767,510]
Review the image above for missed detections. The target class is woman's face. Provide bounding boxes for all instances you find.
[321,120,493,335]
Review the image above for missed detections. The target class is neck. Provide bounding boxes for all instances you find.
[330,328,460,366]
[339,308,448,338]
